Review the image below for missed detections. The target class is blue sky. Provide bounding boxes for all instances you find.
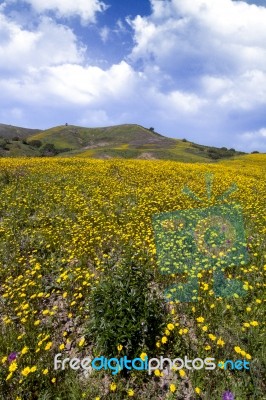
[0,0,266,151]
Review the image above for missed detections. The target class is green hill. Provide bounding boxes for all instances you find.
[0,123,246,161]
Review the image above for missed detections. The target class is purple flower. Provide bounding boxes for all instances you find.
[8,352,17,362]
[222,391,234,400]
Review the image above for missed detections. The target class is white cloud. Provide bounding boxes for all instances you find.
[100,26,110,43]
[15,0,108,24]
[236,128,266,152]
[0,14,84,72]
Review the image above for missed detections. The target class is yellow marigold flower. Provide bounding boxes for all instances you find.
[179,369,186,378]
[21,346,29,355]
[234,346,242,354]
[45,342,52,351]
[140,352,147,361]
[21,367,31,377]
[205,345,211,350]
[78,337,85,347]
[246,354,252,360]
[250,321,259,326]
[30,366,37,372]
[42,368,48,375]
[1,356,7,364]
[9,362,18,372]
[170,384,176,393]
[6,372,13,381]
[110,382,117,391]
[167,323,175,331]
[154,369,161,377]
[195,387,201,394]
[117,344,123,351]
[161,336,168,344]
[208,334,216,341]
[217,338,225,347]
[196,316,204,323]
[202,325,208,332]
[34,320,40,326]
[59,343,65,350]
[127,389,134,396]
[51,377,56,383]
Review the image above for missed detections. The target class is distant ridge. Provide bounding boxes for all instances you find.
[0,123,246,162]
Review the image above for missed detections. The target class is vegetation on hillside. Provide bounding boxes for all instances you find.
[0,123,248,162]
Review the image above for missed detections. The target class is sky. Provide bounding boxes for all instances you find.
[0,0,266,152]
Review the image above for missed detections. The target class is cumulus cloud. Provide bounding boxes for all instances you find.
[10,0,108,24]
[0,13,84,72]
[125,0,266,149]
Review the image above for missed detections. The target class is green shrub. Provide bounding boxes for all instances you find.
[86,257,166,361]
[28,139,42,148]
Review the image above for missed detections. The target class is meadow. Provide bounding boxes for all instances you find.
[0,155,265,400]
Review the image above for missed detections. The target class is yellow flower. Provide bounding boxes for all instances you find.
[205,345,211,350]
[202,325,208,332]
[161,336,168,344]
[21,346,29,355]
[21,367,31,377]
[1,356,7,364]
[195,387,201,394]
[246,354,252,360]
[59,343,65,350]
[217,338,225,347]
[250,321,259,326]
[127,389,134,396]
[9,362,18,372]
[45,342,52,351]
[110,382,117,391]
[140,352,147,361]
[234,346,242,354]
[117,344,123,351]
[30,366,37,372]
[51,377,56,383]
[167,323,175,331]
[196,316,204,323]
[42,368,48,375]
[78,337,85,347]
[170,384,176,393]
[6,372,13,381]
[208,334,216,341]
[154,369,162,377]
[179,369,186,378]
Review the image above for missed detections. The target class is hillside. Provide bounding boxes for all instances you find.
[0,123,41,139]
[0,123,246,162]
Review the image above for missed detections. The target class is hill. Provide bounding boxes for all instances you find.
[0,123,246,162]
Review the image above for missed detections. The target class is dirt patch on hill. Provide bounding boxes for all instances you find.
[137,152,157,160]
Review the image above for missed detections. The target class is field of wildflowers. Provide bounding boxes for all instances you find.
[0,155,265,399]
